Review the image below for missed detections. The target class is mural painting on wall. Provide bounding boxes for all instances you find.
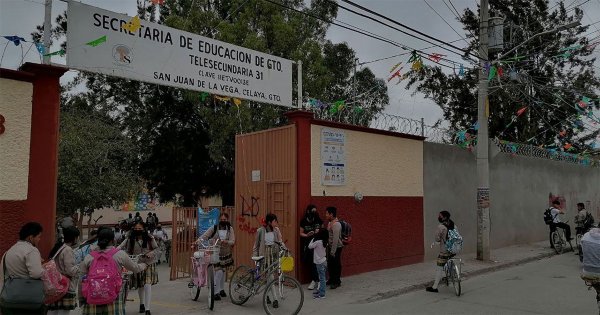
[119,192,159,211]
[238,195,263,235]
[321,128,346,186]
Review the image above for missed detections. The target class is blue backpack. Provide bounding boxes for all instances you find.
[445,228,463,255]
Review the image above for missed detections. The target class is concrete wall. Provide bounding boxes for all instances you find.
[310,124,424,197]
[0,78,33,200]
[424,142,600,260]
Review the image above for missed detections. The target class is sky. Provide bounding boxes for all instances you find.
[1,0,600,127]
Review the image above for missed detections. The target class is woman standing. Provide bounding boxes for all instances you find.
[253,213,283,308]
[197,213,235,300]
[299,204,323,290]
[81,228,147,315]
[0,222,45,315]
[119,222,158,315]
[47,226,81,315]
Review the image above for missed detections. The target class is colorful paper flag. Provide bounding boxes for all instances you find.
[412,59,423,71]
[516,106,527,116]
[389,62,402,73]
[151,0,165,4]
[214,95,231,102]
[44,49,65,57]
[200,92,210,102]
[233,98,242,107]
[86,35,107,47]
[388,68,402,82]
[3,36,25,46]
[564,143,572,150]
[428,53,445,62]
[487,66,497,81]
[458,64,465,77]
[35,43,45,55]
[122,16,141,33]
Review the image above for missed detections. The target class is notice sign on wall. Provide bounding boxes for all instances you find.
[321,128,346,186]
[66,2,293,107]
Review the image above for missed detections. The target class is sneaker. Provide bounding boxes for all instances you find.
[425,287,439,293]
[219,290,227,297]
[308,280,316,290]
[313,293,325,299]
[330,284,339,290]
[145,311,152,315]
[214,294,221,301]
[139,304,146,313]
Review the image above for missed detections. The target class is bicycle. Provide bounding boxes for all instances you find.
[229,242,304,315]
[430,242,461,296]
[188,239,220,310]
[550,220,574,254]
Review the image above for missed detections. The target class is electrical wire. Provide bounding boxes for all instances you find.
[337,0,481,61]
[423,0,470,46]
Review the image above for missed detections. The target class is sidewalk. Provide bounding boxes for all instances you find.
[130,241,557,314]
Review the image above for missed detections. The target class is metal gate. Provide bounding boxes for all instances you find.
[170,206,234,280]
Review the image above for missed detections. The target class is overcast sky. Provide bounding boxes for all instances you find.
[1,0,599,126]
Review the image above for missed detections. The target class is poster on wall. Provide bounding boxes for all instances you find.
[321,128,346,186]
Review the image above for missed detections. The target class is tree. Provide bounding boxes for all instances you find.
[405,0,600,152]
[57,96,139,233]
[36,0,390,206]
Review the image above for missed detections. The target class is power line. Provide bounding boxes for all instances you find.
[260,0,468,69]
[445,0,477,40]
[423,0,470,46]
[337,0,481,61]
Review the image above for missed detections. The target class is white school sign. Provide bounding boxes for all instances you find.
[67,2,293,107]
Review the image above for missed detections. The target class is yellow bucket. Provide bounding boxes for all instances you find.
[280,256,294,272]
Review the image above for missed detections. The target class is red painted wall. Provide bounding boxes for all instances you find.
[310,196,424,276]
[0,64,66,258]
[286,111,425,282]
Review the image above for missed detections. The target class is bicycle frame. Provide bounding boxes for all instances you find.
[241,245,290,297]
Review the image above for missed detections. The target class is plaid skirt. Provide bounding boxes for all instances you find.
[218,245,234,268]
[129,263,159,289]
[437,253,455,267]
[47,292,77,310]
[80,295,125,315]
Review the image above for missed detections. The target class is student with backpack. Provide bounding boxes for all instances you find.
[46,226,81,315]
[80,228,147,315]
[575,202,595,236]
[426,210,460,293]
[325,206,343,290]
[118,222,158,315]
[299,204,323,291]
[196,212,235,301]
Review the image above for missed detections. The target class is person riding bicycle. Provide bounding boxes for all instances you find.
[575,202,594,237]
[549,200,573,243]
[580,227,600,311]
[196,213,235,301]
[426,210,455,293]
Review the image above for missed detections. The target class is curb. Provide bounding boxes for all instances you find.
[360,250,556,304]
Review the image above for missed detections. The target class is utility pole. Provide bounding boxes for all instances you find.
[42,0,52,64]
[476,0,490,261]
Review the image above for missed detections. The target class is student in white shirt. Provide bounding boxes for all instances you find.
[550,200,572,242]
[308,229,328,299]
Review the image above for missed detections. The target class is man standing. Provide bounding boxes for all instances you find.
[326,206,343,289]
[550,200,572,242]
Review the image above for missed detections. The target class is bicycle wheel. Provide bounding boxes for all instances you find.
[263,275,304,315]
[207,264,215,310]
[229,265,254,305]
[551,232,563,254]
[452,263,461,296]
[189,265,202,301]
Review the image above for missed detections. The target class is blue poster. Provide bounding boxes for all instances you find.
[197,207,220,238]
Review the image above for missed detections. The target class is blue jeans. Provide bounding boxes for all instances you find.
[316,262,327,296]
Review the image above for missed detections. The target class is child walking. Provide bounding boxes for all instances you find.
[308,229,328,299]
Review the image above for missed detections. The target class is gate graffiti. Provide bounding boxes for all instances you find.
[240,195,260,217]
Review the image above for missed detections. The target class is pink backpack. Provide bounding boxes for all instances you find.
[81,248,122,305]
[42,246,69,304]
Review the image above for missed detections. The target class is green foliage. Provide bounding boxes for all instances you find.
[57,97,139,217]
[406,0,600,151]
[38,0,389,206]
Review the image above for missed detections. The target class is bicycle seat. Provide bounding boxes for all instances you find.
[251,256,265,261]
